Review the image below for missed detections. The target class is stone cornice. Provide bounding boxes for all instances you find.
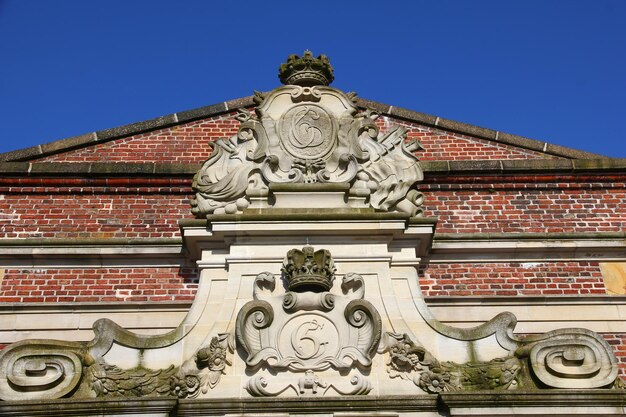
[0,231,622,248]
[3,294,626,312]
[430,233,626,262]
[0,391,623,416]
[0,397,177,416]
[0,158,625,179]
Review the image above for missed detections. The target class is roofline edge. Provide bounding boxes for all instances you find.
[0,96,609,162]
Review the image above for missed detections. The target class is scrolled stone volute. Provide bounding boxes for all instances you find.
[0,340,85,401]
[516,328,618,388]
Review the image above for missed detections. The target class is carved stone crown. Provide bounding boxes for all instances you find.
[279,50,334,86]
[282,246,335,292]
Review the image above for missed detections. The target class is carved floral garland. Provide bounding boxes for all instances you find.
[88,334,233,399]
[385,333,520,393]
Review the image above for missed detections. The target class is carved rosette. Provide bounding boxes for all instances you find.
[191,53,424,217]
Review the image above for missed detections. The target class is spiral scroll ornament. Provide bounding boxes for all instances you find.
[0,341,84,400]
[516,329,618,389]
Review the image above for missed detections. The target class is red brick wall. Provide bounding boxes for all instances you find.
[0,179,190,239]
[605,334,626,379]
[33,113,549,163]
[420,175,626,233]
[0,267,198,303]
[2,176,623,239]
[420,262,605,297]
[34,113,241,164]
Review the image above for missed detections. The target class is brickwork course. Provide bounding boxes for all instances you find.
[0,96,625,375]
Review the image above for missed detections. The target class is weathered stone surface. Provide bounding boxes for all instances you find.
[0,145,41,162]
[29,162,92,174]
[0,162,30,173]
[176,103,228,124]
[388,105,438,126]
[437,118,498,140]
[496,131,546,152]
[95,114,178,141]
[40,132,97,155]
[89,162,154,175]
[501,158,573,171]
[601,263,626,295]
[449,160,501,172]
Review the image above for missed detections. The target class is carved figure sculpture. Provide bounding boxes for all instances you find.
[298,370,327,394]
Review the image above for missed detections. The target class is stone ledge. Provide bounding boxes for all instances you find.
[0,392,622,416]
[0,162,199,176]
[0,231,622,248]
[425,294,626,306]
[0,237,183,246]
[0,397,176,416]
[440,389,626,408]
[177,395,438,414]
[4,294,626,313]
[0,300,192,312]
[1,159,624,178]
[434,231,626,240]
[180,212,438,225]
[422,158,626,174]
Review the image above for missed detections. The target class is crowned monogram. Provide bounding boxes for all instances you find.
[236,247,382,380]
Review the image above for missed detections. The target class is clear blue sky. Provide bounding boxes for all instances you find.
[1,0,624,157]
